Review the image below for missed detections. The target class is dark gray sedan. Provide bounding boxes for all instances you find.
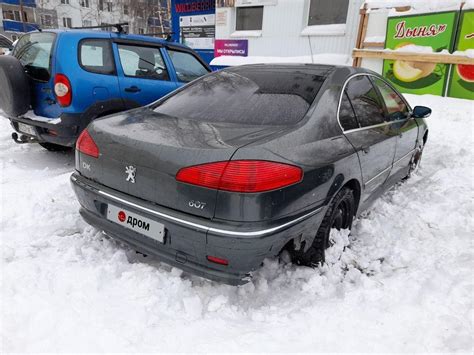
[71,64,431,285]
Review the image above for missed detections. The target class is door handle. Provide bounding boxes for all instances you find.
[125,86,141,93]
[361,146,370,154]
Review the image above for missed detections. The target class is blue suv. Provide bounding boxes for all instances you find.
[0,29,211,151]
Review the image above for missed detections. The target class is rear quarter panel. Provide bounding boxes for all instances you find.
[55,32,121,115]
[214,75,362,222]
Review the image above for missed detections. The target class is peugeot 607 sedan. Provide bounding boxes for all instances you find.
[71,64,431,285]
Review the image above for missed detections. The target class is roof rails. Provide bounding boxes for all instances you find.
[71,22,129,34]
[143,32,175,41]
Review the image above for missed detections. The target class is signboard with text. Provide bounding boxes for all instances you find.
[383,11,458,96]
[180,14,215,50]
[214,39,248,57]
[447,9,474,100]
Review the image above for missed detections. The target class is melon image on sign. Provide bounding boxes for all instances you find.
[391,43,438,84]
[383,11,458,96]
[447,9,474,100]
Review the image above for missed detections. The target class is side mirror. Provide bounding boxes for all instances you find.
[412,106,432,119]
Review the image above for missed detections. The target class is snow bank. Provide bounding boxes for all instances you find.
[210,54,351,67]
[1,95,473,352]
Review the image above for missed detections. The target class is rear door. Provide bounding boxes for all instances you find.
[114,42,178,106]
[74,37,122,114]
[12,32,58,117]
[372,77,418,182]
[341,75,398,201]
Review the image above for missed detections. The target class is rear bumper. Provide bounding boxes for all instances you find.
[8,113,90,147]
[71,172,326,285]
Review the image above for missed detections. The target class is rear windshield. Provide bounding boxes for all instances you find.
[153,68,326,125]
[13,32,55,82]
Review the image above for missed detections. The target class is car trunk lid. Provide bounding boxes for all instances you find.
[78,107,285,219]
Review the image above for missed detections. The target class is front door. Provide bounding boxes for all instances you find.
[341,75,398,202]
[114,43,178,107]
[372,77,419,183]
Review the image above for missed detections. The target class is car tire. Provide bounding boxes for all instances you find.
[39,142,72,152]
[406,143,424,179]
[291,187,355,266]
[0,56,30,117]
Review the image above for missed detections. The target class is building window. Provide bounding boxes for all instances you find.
[63,17,72,28]
[308,0,349,26]
[123,5,129,15]
[99,0,104,11]
[138,28,145,35]
[2,10,23,22]
[40,14,53,27]
[107,2,113,12]
[236,6,263,31]
[81,0,90,7]
[83,19,92,27]
[61,0,70,4]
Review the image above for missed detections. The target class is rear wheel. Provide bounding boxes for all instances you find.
[39,142,72,152]
[291,187,355,266]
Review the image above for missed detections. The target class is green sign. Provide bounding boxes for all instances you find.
[383,11,458,96]
[447,9,474,100]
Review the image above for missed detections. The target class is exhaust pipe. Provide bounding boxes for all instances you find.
[11,132,38,144]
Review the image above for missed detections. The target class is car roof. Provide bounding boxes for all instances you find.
[224,63,377,80]
[36,29,190,50]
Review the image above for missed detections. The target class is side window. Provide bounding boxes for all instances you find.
[308,0,349,26]
[372,78,409,121]
[79,39,115,75]
[339,91,359,131]
[167,49,209,83]
[345,75,386,128]
[117,44,169,81]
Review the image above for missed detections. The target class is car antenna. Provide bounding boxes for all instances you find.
[71,22,129,34]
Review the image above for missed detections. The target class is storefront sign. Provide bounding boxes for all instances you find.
[447,9,474,100]
[175,0,215,13]
[235,0,277,7]
[383,11,458,96]
[180,14,215,50]
[214,39,248,57]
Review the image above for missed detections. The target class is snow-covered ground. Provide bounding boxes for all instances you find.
[0,95,473,353]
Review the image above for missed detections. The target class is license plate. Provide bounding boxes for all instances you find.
[17,122,36,136]
[107,204,165,243]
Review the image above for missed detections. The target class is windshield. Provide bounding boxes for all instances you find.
[13,32,56,82]
[153,67,326,126]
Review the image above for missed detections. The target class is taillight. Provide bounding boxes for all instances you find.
[176,160,303,193]
[76,129,99,158]
[54,74,72,107]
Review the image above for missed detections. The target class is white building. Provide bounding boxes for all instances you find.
[214,0,364,64]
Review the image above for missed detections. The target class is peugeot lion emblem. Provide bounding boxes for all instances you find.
[125,165,137,184]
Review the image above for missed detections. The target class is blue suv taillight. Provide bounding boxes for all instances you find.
[54,74,72,107]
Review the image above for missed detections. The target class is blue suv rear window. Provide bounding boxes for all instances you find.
[13,32,55,82]
[79,39,115,75]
